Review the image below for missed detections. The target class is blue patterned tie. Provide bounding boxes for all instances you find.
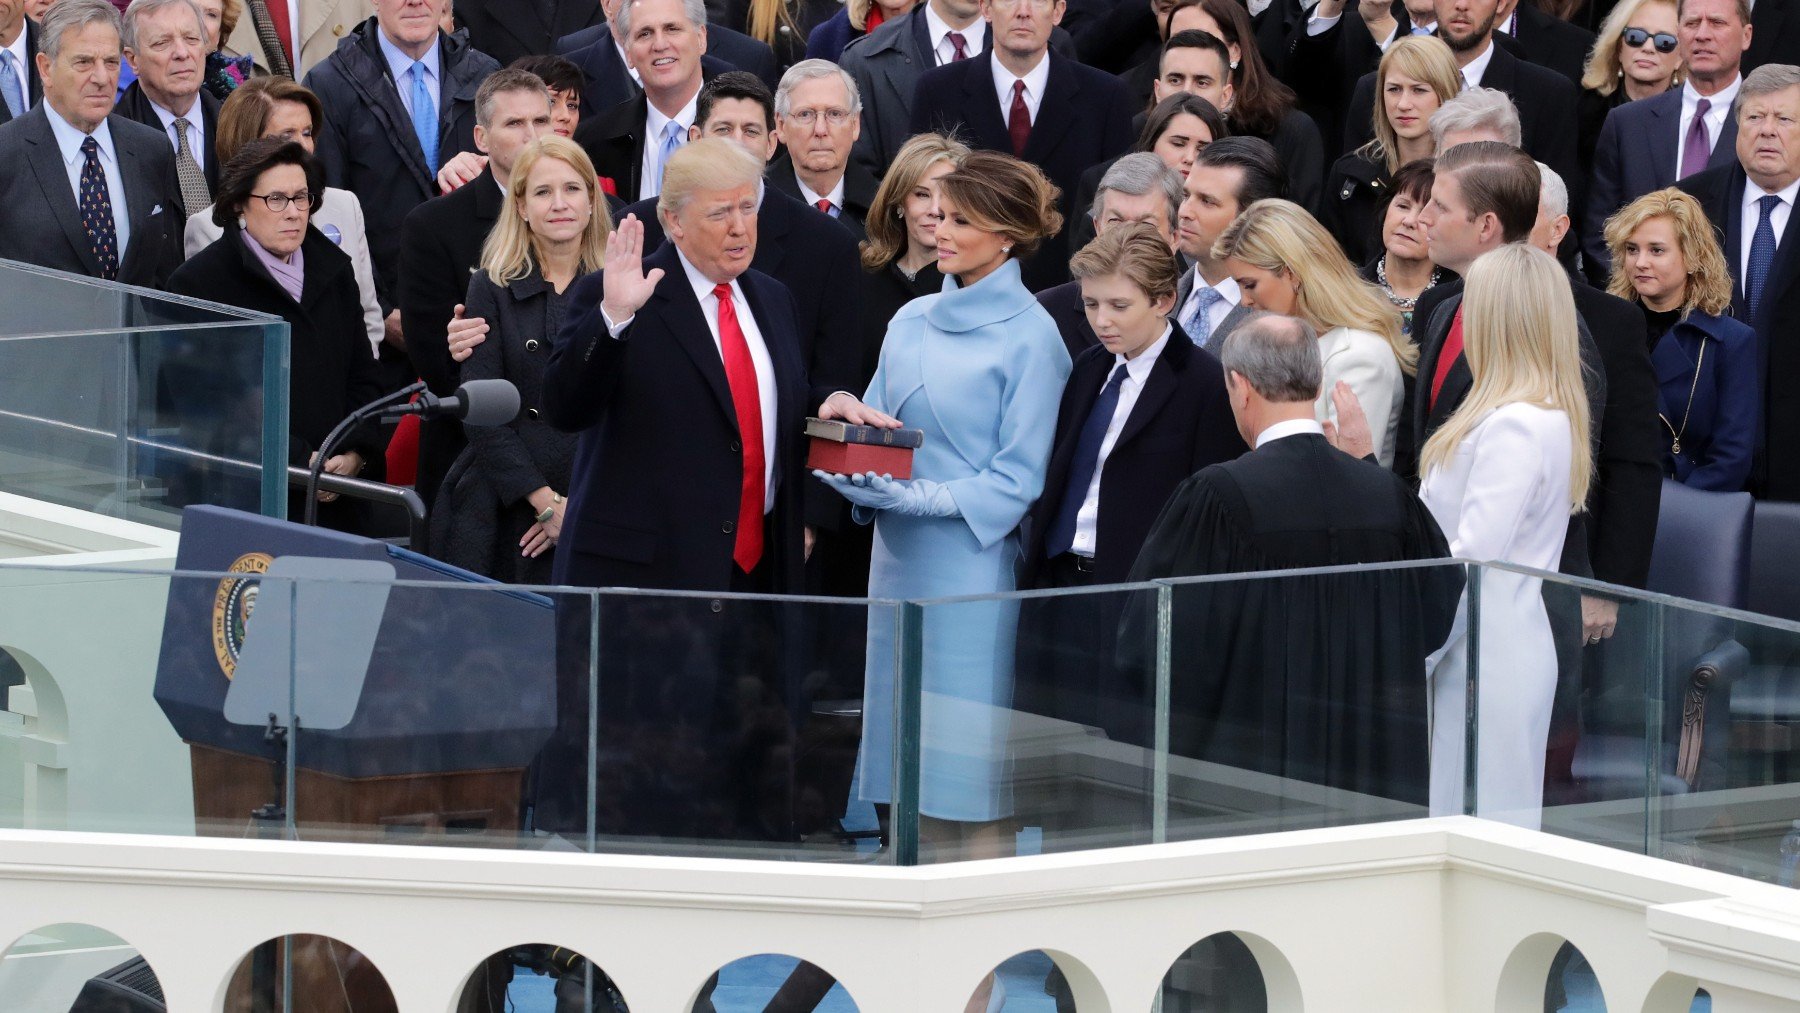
[1045,363,1129,559]
[651,119,682,196]
[0,52,23,120]
[1181,284,1224,345]
[1747,194,1781,322]
[408,61,437,174]
[78,137,119,281]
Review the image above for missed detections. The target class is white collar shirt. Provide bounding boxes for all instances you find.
[925,4,985,66]
[145,94,206,162]
[377,29,440,118]
[1179,268,1240,338]
[641,89,699,199]
[1070,325,1171,556]
[1738,174,1800,298]
[1255,417,1326,449]
[1459,39,1495,89]
[44,101,132,261]
[795,170,846,215]
[1678,74,1741,177]
[990,49,1050,126]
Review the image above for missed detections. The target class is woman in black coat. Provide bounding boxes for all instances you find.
[437,136,608,584]
[167,138,386,533]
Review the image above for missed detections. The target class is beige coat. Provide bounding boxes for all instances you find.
[223,0,374,79]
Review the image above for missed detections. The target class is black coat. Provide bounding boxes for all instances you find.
[166,226,388,528]
[1035,278,1097,360]
[0,18,41,128]
[1255,107,1328,215]
[1745,0,1800,73]
[1510,3,1595,87]
[1681,164,1800,500]
[558,26,750,121]
[456,0,601,68]
[858,259,942,386]
[574,69,728,204]
[908,49,1135,290]
[111,83,221,208]
[543,242,813,593]
[1321,150,1389,267]
[764,149,880,242]
[304,18,500,313]
[1021,324,1247,587]
[557,20,781,98]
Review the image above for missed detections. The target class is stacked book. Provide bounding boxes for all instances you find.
[805,417,925,480]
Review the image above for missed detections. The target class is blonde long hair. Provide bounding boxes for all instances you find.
[1582,0,1684,95]
[480,136,611,287]
[1359,36,1462,175]
[1211,198,1414,373]
[1603,188,1735,318]
[1420,244,1593,511]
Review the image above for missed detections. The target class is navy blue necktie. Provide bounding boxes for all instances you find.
[78,137,119,281]
[1045,363,1129,558]
[1747,194,1781,322]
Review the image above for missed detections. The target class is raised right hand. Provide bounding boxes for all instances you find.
[601,214,665,323]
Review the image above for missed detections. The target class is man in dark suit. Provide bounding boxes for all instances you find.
[115,0,219,217]
[908,0,1135,289]
[399,69,554,513]
[0,0,183,287]
[0,1,43,128]
[1038,152,1184,357]
[572,0,713,202]
[556,0,778,114]
[1680,64,1800,500]
[454,0,601,67]
[1172,137,1286,355]
[767,59,879,240]
[1506,0,1595,86]
[1745,0,1799,72]
[304,0,500,388]
[1584,0,1750,277]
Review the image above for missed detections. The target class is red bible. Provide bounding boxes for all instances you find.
[805,418,924,480]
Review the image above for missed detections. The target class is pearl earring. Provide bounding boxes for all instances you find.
[238,215,248,230]
[1002,245,1012,253]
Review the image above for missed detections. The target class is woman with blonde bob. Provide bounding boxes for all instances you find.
[1324,36,1462,264]
[857,133,969,380]
[1579,0,1683,170]
[1419,243,1593,830]
[1212,198,1410,467]
[435,136,611,583]
[1605,188,1758,491]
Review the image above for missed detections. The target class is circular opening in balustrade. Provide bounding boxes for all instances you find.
[1159,930,1301,1012]
[1542,940,1608,1011]
[1642,971,1712,1013]
[971,949,1105,1011]
[223,934,397,1012]
[690,954,859,1011]
[0,923,162,1010]
[456,943,631,1012]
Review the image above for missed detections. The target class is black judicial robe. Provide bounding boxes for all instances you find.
[1123,432,1461,805]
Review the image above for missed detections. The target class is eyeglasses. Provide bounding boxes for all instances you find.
[785,108,854,128]
[1622,27,1680,53]
[247,190,318,212]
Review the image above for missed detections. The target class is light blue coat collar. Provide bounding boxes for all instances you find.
[926,258,1036,332]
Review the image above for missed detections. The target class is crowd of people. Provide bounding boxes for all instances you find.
[4,0,1800,874]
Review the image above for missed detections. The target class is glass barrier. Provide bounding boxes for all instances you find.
[0,261,289,525]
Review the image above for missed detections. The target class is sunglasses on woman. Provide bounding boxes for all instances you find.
[1622,26,1680,53]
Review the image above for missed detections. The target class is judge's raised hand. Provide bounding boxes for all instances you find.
[1321,380,1374,461]
[601,215,665,324]
[817,390,901,428]
[447,304,489,362]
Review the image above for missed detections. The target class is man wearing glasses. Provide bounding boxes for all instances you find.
[907,0,1134,289]
[767,59,878,240]
[1585,0,1752,275]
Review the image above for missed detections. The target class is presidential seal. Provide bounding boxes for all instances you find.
[212,552,273,679]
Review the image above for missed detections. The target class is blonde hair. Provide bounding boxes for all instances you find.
[1603,188,1735,317]
[480,136,611,286]
[1069,221,1183,302]
[1583,0,1683,95]
[1420,244,1593,510]
[656,136,765,220]
[746,0,800,49]
[1211,198,1414,373]
[1360,36,1462,175]
[861,132,969,271]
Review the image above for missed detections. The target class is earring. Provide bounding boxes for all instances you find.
[238,215,248,230]
[1002,245,1012,253]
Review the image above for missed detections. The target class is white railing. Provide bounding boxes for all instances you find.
[1,817,1799,1011]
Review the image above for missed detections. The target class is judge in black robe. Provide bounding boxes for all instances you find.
[1124,314,1461,807]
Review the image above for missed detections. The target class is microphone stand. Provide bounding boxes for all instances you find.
[302,380,426,527]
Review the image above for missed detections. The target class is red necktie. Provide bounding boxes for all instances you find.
[947,31,968,61]
[266,0,294,66]
[1429,306,1464,412]
[714,283,765,573]
[1008,79,1030,157]
[815,197,833,216]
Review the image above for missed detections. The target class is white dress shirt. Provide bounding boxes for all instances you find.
[377,29,440,118]
[795,171,846,215]
[1677,75,1741,177]
[145,95,207,162]
[1254,417,1325,449]
[641,90,698,199]
[1179,268,1240,338]
[1738,175,1800,294]
[601,251,779,510]
[924,3,985,66]
[44,102,133,261]
[990,49,1050,126]
[1069,325,1171,556]
[1459,39,1495,90]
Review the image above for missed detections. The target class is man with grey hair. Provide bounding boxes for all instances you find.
[0,0,183,285]
[575,0,709,203]
[1036,152,1184,356]
[1127,311,1457,806]
[1428,86,1522,151]
[1681,62,1800,499]
[767,58,878,239]
[114,0,217,217]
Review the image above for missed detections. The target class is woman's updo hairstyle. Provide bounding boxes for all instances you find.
[935,150,1063,261]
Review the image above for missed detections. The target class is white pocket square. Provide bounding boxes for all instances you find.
[150,204,163,216]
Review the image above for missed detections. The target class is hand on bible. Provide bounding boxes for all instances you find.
[817,390,901,428]
[813,471,958,517]
[601,215,664,324]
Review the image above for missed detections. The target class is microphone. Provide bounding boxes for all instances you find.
[384,379,521,427]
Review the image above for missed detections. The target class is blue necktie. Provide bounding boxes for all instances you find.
[78,137,119,281]
[1747,193,1781,322]
[1045,363,1129,559]
[650,120,682,196]
[1411,24,1433,35]
[1181,284,1224,345]
[408,61,437,174]
[0,52,23,119]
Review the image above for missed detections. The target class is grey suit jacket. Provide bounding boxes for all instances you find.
[1175,265,1254,355]
[0,107,185,288]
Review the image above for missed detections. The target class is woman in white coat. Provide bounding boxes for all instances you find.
[1212,198,1412,467]
[1419,243,1593,829]
[184,77,384,357]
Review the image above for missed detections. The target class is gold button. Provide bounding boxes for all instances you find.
[333,23,345,36]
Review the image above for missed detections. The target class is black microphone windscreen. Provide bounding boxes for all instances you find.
[457,379,521,426]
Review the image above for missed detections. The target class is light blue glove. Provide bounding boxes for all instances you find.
[813,470,959,517]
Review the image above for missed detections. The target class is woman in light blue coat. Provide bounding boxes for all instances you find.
[818,151,1072,857]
